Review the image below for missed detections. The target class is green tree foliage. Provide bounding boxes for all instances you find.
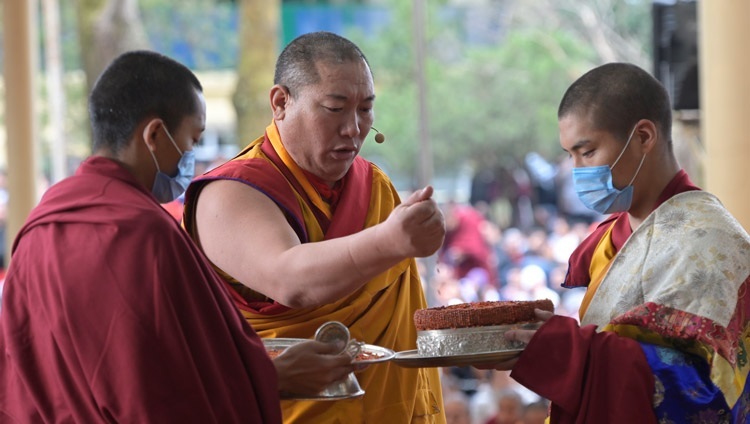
[38,0,650,185]
[357,0,650,185]
[140,0,238,70]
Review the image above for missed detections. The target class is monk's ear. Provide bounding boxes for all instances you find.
[141,118,164,152]
[635,119,659,155]
[270,85,291,120]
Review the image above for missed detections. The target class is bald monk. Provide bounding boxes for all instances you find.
[183,31,446,423]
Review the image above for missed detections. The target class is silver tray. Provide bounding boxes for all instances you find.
[392,348,523,368]
[416,322,542,357]
[263,337,396,364]
[281,392,365,401]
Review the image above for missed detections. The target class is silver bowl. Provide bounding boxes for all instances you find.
[264,338,366,401]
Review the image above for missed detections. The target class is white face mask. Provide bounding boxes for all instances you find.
[147,126,195,203]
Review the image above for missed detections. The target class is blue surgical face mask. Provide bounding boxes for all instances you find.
[572,125,646,214]
[147,126,195,203]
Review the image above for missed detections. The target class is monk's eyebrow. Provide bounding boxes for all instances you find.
[325,93,376,102]
[326,93,348,101]
[566,139,592,153]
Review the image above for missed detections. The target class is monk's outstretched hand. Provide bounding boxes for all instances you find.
[273,340,356,397]
[383,185,445,258]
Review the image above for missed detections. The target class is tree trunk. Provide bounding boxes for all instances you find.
[233,0,280,147]
[76,0,150,98]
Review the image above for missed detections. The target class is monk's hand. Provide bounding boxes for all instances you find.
[273,340,356,397]
[504,308,553,344]
[474,309,554,371]
[383,185,445,258]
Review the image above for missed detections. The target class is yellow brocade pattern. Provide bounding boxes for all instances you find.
[219,123,444,423]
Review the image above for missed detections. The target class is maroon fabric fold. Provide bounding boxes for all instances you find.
[0,156,281,423]
[511,316,656,424]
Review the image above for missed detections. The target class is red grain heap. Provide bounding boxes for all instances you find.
[413,299,554,331]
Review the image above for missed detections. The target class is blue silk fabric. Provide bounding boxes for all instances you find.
[643,342,750,423]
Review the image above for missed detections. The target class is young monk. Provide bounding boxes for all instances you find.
[484,63,750,423]
[0,50,353,423]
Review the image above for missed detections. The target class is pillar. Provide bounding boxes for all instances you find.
[699,0,750,230]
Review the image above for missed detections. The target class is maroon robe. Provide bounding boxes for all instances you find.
[0,157,281,423]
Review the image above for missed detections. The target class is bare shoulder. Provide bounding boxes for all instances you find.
[196,179,279,218]
[193,178,299,259]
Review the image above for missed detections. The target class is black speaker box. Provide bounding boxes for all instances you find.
[652,0,699,110]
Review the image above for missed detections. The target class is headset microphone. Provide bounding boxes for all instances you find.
[371,127,386,144]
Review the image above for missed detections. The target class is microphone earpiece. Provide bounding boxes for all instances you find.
[371,127,385,144]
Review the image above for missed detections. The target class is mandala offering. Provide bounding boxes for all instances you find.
[413,299,554,357]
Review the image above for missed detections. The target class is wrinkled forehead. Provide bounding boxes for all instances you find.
[299,60,375,101]
[310,59,374,92]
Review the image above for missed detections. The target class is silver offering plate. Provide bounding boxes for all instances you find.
[263,337,396,365]
[416,321,542,357]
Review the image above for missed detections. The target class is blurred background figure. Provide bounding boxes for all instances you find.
[441,200,497,286]
[483,389,523,424]
[518,264,560,308]
[521,400,549,424]
[444,392,473,424]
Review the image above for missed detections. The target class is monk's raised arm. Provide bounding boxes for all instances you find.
[193,179,444,308]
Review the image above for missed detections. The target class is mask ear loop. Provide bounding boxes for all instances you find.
[627,152,647,186]
[610,124,639,171]
[146,148,162,173]
[162,126,184,156]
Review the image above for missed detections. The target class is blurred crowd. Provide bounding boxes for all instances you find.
[426,201,594,319]
[442,367,549,424]
[425,152,603,318]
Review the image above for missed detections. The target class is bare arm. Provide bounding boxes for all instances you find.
[194,180,444,308]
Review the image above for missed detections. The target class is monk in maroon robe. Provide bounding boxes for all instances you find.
[0,156,281,422]
[0,51,352,423]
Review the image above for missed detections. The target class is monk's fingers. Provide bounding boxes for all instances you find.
[535,309,554,321]
[504,329,536,344]
[353,362,370,373]
[404,199,443,227]
[415,185,434,202]
[316,355,356,380]
[401,186,434,207]
[473,357,518,371]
